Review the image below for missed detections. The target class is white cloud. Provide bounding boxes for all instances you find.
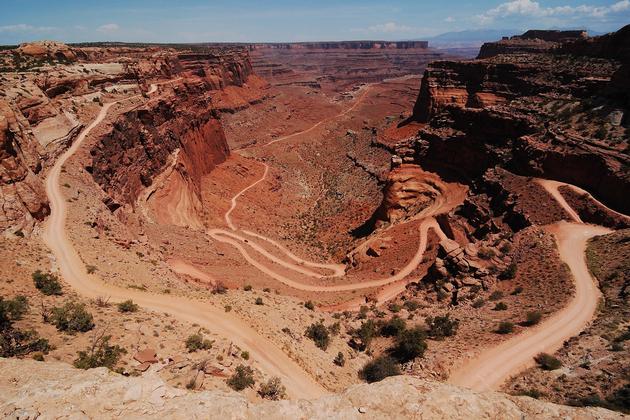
[97,23,120,33]
[445,16,456,23]
[475,0,630,24]
[367,22,415,33]
[0,24,57,33]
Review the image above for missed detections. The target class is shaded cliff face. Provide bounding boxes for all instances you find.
[90,84,230,220]
[404,25,630,213]
[0,100,49,233]
[477,29,588,59]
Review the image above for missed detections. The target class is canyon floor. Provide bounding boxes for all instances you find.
[1,29,630,418]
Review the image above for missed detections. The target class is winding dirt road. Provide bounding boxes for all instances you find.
[42,86,327,400]
[449,180,620,391]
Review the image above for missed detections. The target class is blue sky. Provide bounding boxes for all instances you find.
[1,0,629,44]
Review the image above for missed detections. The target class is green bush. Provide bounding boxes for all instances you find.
[352,319,377,350]
[472,298,485,308]
[524,311,543,326]
[359,356,401,383]
[380,317,407,337]
[117,300,138,313]
[388,303,401,313]
[499,263,517,280]
[497,321,514,334]
[0,296,28,320]
[227,364,255,391]
[534,353,562,370]
[185,333,213,352]
[391,326,427,362]
[33,270,62,296]
[74,335,126,370]
[403,300,420,311]
[426,314,459,340]
[304,301,315,310]
[334,351,345,366]
[489,291,504,301]
[241,351,250,360]
[258,377,286,400]
[493,302,508,311]
[305,322,330,350]
[48,302,94,333]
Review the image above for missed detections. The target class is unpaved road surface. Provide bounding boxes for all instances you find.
[42,86,327,400]
[449,180,617,391]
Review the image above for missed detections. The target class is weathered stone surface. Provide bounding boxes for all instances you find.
[0,359,622,419]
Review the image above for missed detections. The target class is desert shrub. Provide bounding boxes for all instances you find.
[241,351,250,360]
[0,296,28,320]
[426,314,459,340]
[391,326,427,362]
[352,319,378,350]
[489,291,504,301]
[607,384,630,412]
[497,321,514,334]
[74,334,126,370]
[117,299,138,313]
[518,388,544,399]
[388,303,401,313]
[493,302,508,311]
[534,353,562,370]
[0,309,50,358]
[47,302,94,333]
[511,286,524,295]
[227,364,255,391]
[304,300,315,310]
[334,351,346,366]
[258,377,286,400]
[32,351,45,361]
[185,333,213,352]
[305,322,330,350]
[499,263,517,280]
[472,298,485,308]
[358,305,369,319]
[86,265,97,274]
[499,242,512,254]
[33,270,62,296]
[255,297,264,305]
[610,341,624,351]
[478,247,496,260]
[403,300,420,311]
[524,311,543,326]
[212,282,228,294]
[359,356,401,383]
[243,285,252,291]
[380,317,407,337]
[224,305,232,312]
[328,321,341,336]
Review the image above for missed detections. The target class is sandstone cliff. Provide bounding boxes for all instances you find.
[0,100,49,234]
[0,358,622,419]
[478,29,588,59]
[404,25,630,214]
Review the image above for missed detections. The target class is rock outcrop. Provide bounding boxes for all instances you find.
[0,100,49,234]
[404,25,630,214]
[478,29,588,59]
[0,359,622,419]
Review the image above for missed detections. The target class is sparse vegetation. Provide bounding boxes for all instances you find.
[212,282,228,294]
[493,302,508,311]
[352,319,377,350]
[46,302,94,333]
[305,322,330,350]
[359,356,401,383]
[499,263,517,280]
[472,298,485,308]
[478,247,496,260]
[524,311,543,326]
[391,326,427,362]
[534,352,562,370]
[258,377,286,400]
[243,285,252,291]
[185,332,214,352]
[227,364,255,391]
[304,300,315,310]
[33,270,63,296]
[117,299,139,313]
[255,297,264,305]
[241,351,250,360]
[74,331,126,370]
[1,297,50,358]
[426,314,459,340]
[497,321,514,334]
[334,351,346,366]
[489,290,504,301]
[380,317,407,337]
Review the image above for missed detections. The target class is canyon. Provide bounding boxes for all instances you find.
[1,25,629,418]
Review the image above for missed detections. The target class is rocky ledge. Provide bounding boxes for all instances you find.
[0,359,622,419]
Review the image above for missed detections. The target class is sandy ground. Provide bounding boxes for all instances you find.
[449,180,616,391]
